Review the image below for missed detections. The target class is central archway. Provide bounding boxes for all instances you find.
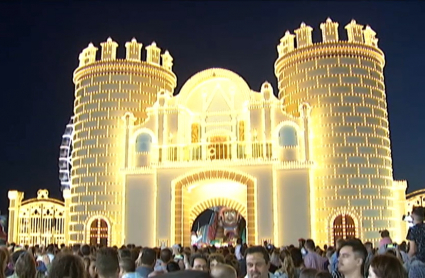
[171,169,257,246]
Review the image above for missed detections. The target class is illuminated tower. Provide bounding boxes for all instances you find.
[275,19,400,245]
[70,38,176,245]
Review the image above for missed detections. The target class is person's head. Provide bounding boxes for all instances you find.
[380,230,390,238]
[337,239,367,277]
[245,246,270,278]
[160,248,173,264]
[210,263,237,278]
[190,254,208,272]
[298,239,305,249]
[335,238,345,251]
[368,254,407,278]
[299,268,318,278]
[412,206,425,224]
[48,253,87,278]
[304,239,315,251]
[15,252,36,278]
[166,261,180,272]
[118,249,131,260]
[364,242,373,253]
[119,257,135,278]
[236,238,242,245]
[140,248,157,268]
[81,244,91,257]
[314,271,332,278]
[72,244,81,256]
[289,247,302,268]
[208,253,225,268]
[279,249,295,276]
[96,247,119,278]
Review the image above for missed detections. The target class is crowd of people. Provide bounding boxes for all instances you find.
[0,206,423,278]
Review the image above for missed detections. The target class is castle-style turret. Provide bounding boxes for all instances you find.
[275,19,399,245]
[70,38,177,246]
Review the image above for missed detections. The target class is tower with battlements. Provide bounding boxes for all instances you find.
[275,18,406,244]
[70,38,176,245]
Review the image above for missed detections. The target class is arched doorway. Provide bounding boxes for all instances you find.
[191,206,247,246]
[332,214,356,245]
[89,218,109,246]
[171,169,257,246]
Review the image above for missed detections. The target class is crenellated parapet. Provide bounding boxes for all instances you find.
[77,37,174,71]
[277,18,380,57]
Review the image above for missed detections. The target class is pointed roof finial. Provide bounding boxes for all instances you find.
[326,17,333,23]
[300,22,306,27]
[107,37,112,42]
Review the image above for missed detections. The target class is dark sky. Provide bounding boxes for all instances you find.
[0,2,424,214]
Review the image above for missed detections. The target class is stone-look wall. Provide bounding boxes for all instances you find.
[276,41,396,244]
[69,39,176,246]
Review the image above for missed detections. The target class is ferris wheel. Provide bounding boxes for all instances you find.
[59,117,74,190]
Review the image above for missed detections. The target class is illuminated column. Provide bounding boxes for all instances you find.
[275,19,395,245]
[8,190,24,243]
[71,38,176,246]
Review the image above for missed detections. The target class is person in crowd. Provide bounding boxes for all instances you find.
[314,272,331,278]
[72,245,81,257]
[244,246,274,278]
[288,248,303,275]
[208,254,225,268]
[337,239,367,278]
[329,238,344,274]
[0,247,9,278]
[299,268,317,278]
[274,249,296,278]
[211,264,237,278]
[155,248,173,272]
[303,240,327,271]
[398,241,409,264]
[48,253,86,278]
[235,239,243,261]
[166,261,180,273]
[11,251,41,278]
[88,255,98,278]
[136,248,156,278]
[363,242,374,278]
[407,206,425,262]
[189,254,208,272]
[237,245,247,278]
[81,245,91,258]
[119,257,140,278]
[367,254,407,278]
[377,230,392,255]
[269,248,280,274]
[297,240,306,258]
[96,247,120,278]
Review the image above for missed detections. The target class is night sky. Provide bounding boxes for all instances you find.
[0,2,424,215]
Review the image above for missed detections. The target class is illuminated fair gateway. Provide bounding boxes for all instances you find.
[8,18,412,247]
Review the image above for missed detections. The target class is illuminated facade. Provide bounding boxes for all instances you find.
[7,190,68,246]
[8,18,411,247]
[275,19,408,244]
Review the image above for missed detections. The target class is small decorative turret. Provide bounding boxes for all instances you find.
[146,42,161,64]
[320,18,339,42]
[161,51,173,71]
[78,43,98,67]
[100,37,119,60]
[277,31,296,57]
[363,25,379,47]
[125,38,143,61]
[294,22,313,48]
[345,19,364,43]
[261,82,273,100]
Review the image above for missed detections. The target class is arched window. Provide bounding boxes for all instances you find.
[278,125,298,147]
[135,133,153,152]
[90,218,108,246]
[333,214,356,246]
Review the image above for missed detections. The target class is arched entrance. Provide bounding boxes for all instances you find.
[191,205,247,246]
[171,169,257,246]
